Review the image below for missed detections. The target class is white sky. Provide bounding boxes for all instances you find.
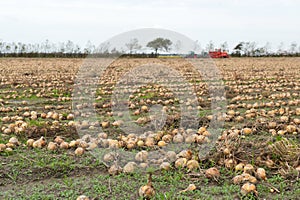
[0,0,299,51]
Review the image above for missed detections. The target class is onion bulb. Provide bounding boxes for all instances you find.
[47,142,57,151]
[123,162,137,173]
[139,173,155,199]
[205,167,220,179]
[75,147,84,156]
[256,168,266,180]
[241,182,256,195]
[187,160,199,171]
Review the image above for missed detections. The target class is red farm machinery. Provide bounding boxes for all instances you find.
[209,49,229,58]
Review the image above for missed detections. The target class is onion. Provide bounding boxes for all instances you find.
[166,151,177,162]
[157,140,166,147]
[173,134,184,143]
[69,140,78,148]
[185,134,197,143]
[101,121,110,128]
[242,128,252,135]
[235,163,245,171]
[179,184,196,193]
[177,149,192,160]
[26,139,35,147]
[33,137,46,148]
[54,136,64,144]
[108,139,119,149]
[60,141,69,149]
[103,152,117,163]
[139,174,155,199]
[286,125,296,133]
[75,147,84,156]
[67,114,74,120]
[161,134,172,143]
[265,159,274,168]
[198,127,206,134]
[256,168,266,180]
[6,142,15,148]
[232,175,243,184]
[3,128,12,134]
[47,142,57,151]
[98,132,108,139]
[5,147,13,152]
[244,164,254,174]
[160,162,171,170]
[141,105,148,112]
[86,142,97,150]
[205,167,220,179]
[280,116,289,123]
[277,130,286,135]
[137,140,144,147]
[145,137,155,147]
[241,182,256,195]
[139,163,148,169]
[76,195,89,200]
[0,144,7,152]
[108,164,122,175]
[268,122,277,129]
[224,159,237,169]
[187,160,199,171]
[175,158,187,168]
[135,150,148,162]
[223,148,231,155]
[123,162,137,173]
[9,137,20,146]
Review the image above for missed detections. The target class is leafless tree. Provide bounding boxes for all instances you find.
[125,38,141,54]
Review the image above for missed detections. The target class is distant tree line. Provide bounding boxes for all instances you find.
[0,38,299,57]
[231,41,300,57]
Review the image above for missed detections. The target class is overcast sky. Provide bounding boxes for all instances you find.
[0,0,299,51]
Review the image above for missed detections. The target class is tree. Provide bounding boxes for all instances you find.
[66,40,75,53]
[147,38,172,54]
[237,42,256,56]
[0,40,3,53]
[206,40,214,52]
[220,41,228,51]
[174,40,182,53]
[277,42,285,54]
[289,42,297,54]
[96,42,110,54]
[6,45,11,54]
[263,42,271,55]
[125,38,141,54]
[248,42,257,56]
[233,42,245,56]
[192,40,201,53]
[84,40,95,54]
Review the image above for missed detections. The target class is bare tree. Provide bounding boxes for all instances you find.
[125,38,141,54]
[289,42,297,54]
[97,42,110,54]
[263,42,271,55]
[220,41,228,51]
[174,40,182,53]
[242,42,256,56]
[206,40,214,52]
[0,40,3,53]
[277,42,285,54]
[65,40,75,53]
[192,40,201,53]
[84,40,95,54]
